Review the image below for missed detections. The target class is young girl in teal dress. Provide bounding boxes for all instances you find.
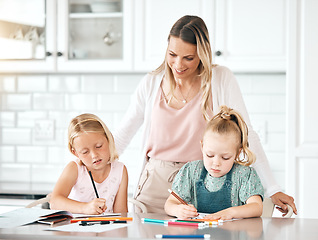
[165,105,264,220]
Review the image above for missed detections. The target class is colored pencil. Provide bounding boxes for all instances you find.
[141,218,167,224]
[155,234,211,239]
[180,219,220,224]
[168,189,188,205]
[167,221,208,228]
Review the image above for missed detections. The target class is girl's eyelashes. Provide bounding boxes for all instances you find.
[205,152,231,160]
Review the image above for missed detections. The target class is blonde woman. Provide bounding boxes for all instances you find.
[165,106,263,220]
[50,113,128,214]
[114,15,296,215]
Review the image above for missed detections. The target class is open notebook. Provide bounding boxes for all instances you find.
[0,208,120,228]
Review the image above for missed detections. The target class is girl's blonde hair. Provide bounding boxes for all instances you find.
[204,105,255,166]
[68,113,118,163]
[154,15,213,121]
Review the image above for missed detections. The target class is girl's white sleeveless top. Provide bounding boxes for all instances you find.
[68,159,124,213]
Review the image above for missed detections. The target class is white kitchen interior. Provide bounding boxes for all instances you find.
[0,0,317,219]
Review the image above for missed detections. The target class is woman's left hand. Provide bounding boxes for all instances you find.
[271,192,297,216]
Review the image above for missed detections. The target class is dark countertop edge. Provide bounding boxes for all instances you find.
[0,193,48,200]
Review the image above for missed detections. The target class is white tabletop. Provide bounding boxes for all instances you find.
[0,213,317,240]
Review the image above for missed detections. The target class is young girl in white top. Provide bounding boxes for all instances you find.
[165,106,264,220]
[50,113,128,214]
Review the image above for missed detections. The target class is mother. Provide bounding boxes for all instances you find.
[114,15,297,215]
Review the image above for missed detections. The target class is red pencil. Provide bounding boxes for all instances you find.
[168,189,188,205]
[167,221,207,228]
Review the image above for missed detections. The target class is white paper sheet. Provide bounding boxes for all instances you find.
[0,208,63,228]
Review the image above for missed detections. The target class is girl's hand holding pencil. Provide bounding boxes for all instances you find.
[167,189,199,220]
[175,204,199,220]
[85,198,107,215]
[87,170,107,215]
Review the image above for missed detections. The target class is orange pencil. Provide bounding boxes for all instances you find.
[168,189,188,205]
[185,218,219,224]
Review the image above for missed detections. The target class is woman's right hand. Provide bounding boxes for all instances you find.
[84,198,107,215]
[175,204,198,220]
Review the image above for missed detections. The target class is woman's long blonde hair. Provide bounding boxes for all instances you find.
[204,105,255,166]
[68,113,118,163]
[154,15,214,121]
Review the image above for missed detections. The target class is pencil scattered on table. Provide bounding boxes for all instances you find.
[176,219,219,225]
[70,217,133,223]
[155,234,211,239]
[141,218,208,228]
[79,220,127,226]
[141,218,167,224]
[166,221,208,228]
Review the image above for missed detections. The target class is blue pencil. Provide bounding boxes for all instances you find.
[155,234,210,239]
[141,218,167,224]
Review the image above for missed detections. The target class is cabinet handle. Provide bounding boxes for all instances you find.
[46,52,52,57]
[57,52,63,57]
[215,51,222,56]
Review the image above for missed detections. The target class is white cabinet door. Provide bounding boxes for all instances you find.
[287,0,318,218]
[134,0,213,71]
[134,0,287,72]
[213,0,287,72]
[0,0,56,72]
[56,0,133,72]
[0,0,133,73]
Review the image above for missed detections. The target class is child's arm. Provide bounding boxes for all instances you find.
[203,195,263,220]
[112,165,128,213]
[164,195,198,220]
[50,161,106,214]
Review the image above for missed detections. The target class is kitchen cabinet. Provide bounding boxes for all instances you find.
[0,0,55,72]
[0,0,133,73]
[134,0,287,72]
[133,0,214,72]
[213,0,287,72]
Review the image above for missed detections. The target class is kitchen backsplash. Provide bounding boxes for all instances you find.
[0,72,286,197]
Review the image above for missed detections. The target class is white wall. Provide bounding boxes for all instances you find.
[0,72,286,196]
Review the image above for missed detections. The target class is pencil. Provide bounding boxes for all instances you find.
[141,218,167,224]
[155,234,210,239]
[70,217,133,223]
[88,170,100,198]
[168,189,188,205]
[166,221,208,228]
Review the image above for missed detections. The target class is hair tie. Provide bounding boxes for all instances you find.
[220,112,231,120]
